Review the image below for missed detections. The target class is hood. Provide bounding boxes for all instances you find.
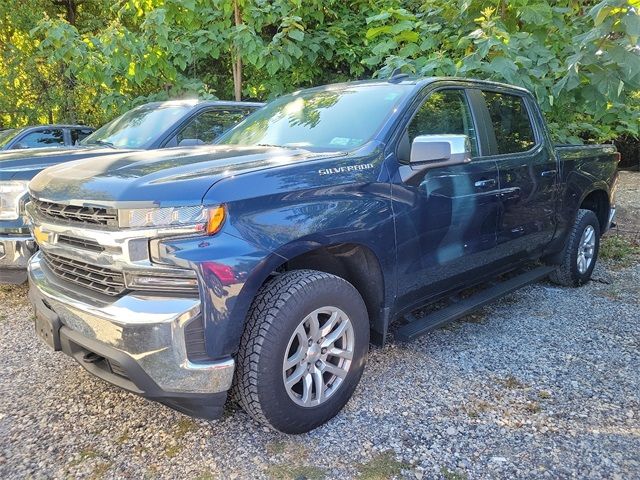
[29,145,332,207]
[0,146,126,181]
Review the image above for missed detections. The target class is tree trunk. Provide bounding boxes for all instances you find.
[53,0,80,122]
[53,0,78,25]
[232,0,242,101]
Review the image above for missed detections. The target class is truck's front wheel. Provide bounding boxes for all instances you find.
[235,270,369,434]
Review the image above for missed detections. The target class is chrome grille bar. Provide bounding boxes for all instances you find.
[42,252,127,296]
[57,234,105,253]
[31,197,118,226]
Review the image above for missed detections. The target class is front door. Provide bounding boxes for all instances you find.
[391,88,502,310]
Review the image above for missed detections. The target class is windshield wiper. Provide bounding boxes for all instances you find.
[257,143,284,148]
[89,140,116,149]
[256,143,311,151]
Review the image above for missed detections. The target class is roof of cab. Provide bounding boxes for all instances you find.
[134,99,265,109]
[289,76,532,96]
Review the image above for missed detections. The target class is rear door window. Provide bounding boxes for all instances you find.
[482,91,535,154]
[70,128,94,145]
[14,129,65,148]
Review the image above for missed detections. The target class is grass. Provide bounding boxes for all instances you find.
[164,444,183,458]
[600,234,640,266]
[195,471,217,480]
[266,464,326,480]
[499,375,528,390]
[463,399,491,418]
[524,401,541,414]
[173,417,198,438]
[265,440,287,456]
[68,448,100,467]
[440,467,468,480]
[89,462,111,480]
[116,428,130,444]
[357,451,408,480]
[538,390,552,400]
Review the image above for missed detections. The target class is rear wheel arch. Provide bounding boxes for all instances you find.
[578,188,610,233]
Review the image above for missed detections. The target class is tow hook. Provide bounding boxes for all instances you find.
[82,351,104,364]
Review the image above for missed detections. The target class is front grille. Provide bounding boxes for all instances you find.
[42,251,127,296]
[32,197,118,227]
[57,234,105,252]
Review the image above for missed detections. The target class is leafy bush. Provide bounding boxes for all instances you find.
[0,0,638,145]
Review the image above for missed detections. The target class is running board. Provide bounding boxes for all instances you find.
[395,266,556,342]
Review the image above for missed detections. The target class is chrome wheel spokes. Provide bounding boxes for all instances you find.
[577,225,596,274]
[282,307,355,407]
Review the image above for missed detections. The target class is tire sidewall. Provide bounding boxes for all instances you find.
[568,211,600,285]
[254,275,369,433]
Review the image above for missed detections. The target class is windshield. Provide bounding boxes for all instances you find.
[0,129,17,148]
[219,84,411,151]
[81,103,193,149]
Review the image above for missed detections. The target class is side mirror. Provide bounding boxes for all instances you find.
[410,134,471,168]
[178,138,204,147]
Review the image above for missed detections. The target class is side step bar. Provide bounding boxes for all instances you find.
[395,265,556,342]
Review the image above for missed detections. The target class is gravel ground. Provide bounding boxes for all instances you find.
[1,256,638,479]
[615,171,640,239]
[1,173,639,479]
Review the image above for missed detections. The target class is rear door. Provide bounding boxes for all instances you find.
[473,89,558,262]
[392,87,502,308]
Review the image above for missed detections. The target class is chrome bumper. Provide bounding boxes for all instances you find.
[28,252,234,396]
[0,234,37,283]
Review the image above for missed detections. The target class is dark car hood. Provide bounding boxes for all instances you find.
[29,145,332,207]
[0,146,128,181]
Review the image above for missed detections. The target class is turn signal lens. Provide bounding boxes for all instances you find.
[207,205,226,235]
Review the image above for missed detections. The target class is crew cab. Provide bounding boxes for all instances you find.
[0,100,261,283]
[26,77,619,434]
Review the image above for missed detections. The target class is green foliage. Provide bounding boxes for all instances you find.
[0,0,638,145]
[363,0,640,143]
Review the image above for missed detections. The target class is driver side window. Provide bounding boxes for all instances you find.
[407,89,478,157]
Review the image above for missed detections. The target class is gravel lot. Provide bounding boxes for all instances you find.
[1,175,639,479]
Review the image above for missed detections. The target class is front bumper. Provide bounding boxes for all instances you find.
[0,234,37,283]
[28,252,234,419]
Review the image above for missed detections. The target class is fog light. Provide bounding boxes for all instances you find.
[124,272,199,291]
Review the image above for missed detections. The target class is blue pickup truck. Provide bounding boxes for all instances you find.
[0,100,261,283]
[26,76,618,434]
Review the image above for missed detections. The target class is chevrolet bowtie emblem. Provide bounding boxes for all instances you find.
[33,226,50,245]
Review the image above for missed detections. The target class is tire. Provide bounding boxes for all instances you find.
[549,209,600,287]
[234,269,369,434]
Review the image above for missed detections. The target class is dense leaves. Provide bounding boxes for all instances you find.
[0,0,638,143]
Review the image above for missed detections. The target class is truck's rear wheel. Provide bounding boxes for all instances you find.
[549,209,600,287]
[234,269,369,434]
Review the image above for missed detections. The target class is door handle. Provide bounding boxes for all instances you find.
[474,179,496,189]
[541,169,557,177]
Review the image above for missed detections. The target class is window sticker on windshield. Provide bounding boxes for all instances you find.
[330,137,352,146]
[384,92,400,101]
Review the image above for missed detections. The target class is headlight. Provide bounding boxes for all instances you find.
[0,181,29,221]
[118,204,226,234]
